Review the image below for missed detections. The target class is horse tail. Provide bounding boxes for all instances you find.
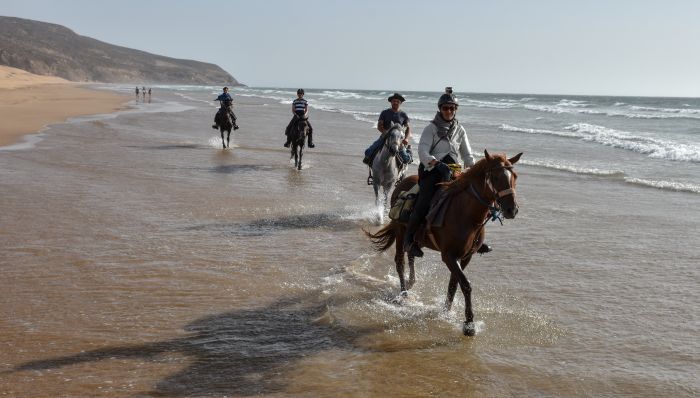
[363,223,396,252]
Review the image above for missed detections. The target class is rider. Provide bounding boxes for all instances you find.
[212,87,239,130]
[403,88,491,257]
[284,89,314,148]
[363,93,412,165]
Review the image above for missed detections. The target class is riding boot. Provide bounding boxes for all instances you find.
[477,243,492,254]
[284,120,294,147]
[403,215,424,258]
[307,129,315,148]
[231,112,239,130]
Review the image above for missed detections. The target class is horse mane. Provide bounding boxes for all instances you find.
[443,153,508,195]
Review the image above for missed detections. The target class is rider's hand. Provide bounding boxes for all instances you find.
[402,138,409,145]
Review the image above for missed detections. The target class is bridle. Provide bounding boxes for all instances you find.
[469,162,517,225]
[383,126,404,156]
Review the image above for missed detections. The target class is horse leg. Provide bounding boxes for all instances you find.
[298,145,303,170]
[220,129,226,148]
[293,146,298,168]
[441,252,475,336]
[226,130,231,148]
[373,183,380,207]
[407,254,416,290]
[394,228,407,296]
[444,255,472,311]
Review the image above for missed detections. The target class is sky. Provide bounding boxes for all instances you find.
[2,0,699,97]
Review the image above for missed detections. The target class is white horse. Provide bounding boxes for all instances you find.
[371,123,407,213]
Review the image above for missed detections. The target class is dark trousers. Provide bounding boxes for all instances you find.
[410,162,452,226]
[285,113,313,136]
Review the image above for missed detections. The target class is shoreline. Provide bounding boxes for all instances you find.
[0,66,130,148]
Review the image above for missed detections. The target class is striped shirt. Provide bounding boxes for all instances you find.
[293,98,308,114]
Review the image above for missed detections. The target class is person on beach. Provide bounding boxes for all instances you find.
[403,88,491,257]
[363,92,412,165]
[212,86,238,130]
[284,89,314,148]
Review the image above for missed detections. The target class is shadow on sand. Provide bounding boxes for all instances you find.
[185,212,364,237]
[8,294,379,397]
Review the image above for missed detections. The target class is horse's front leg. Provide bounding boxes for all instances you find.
[226,130,231,148]
[220,129,226,149]
[444,255,472,311]
[394,227,407,295]
[373,183,380,207]
[441,252,475,336]
[407,254,416,290]
[297,145,303,170]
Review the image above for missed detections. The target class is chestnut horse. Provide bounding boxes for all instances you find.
[366,150,522,335]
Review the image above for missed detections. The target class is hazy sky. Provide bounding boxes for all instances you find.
[2,0,699,96]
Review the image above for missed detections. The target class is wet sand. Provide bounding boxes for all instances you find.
[0,87,697,397]
[0,66,129,147]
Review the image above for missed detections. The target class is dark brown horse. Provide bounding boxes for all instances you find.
[214,105,237,149]
[366,150,522,335]
[290,118,311,170]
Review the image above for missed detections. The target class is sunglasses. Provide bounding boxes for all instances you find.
[441,106,457,111]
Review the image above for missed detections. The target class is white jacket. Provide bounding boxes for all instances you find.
[418,121,475,171]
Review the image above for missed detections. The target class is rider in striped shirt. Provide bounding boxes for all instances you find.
[284,89,315,148]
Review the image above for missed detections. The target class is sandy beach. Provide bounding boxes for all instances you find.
[0,85,697,397]
[0,65,129,147]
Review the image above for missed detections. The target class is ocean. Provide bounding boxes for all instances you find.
[1,85,698,397]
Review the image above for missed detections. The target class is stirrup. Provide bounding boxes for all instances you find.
[367,175,373,185]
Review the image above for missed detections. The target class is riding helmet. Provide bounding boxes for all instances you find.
[438,92,459,108]
[297,88,305,95]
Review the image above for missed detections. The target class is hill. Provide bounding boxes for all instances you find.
[0,16,241,85]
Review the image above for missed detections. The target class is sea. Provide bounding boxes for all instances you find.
[1,85,698,397]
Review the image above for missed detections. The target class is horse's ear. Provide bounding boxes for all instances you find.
[508,152,523,165]
[484,149,492,160]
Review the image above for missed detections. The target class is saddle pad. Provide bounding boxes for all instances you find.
[426,187,452,227]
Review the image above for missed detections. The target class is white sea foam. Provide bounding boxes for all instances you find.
[501,123,700,162]
[500,124,581,138]
[520,159,625,176]
[624,178,700,194]
[565,123,700,162]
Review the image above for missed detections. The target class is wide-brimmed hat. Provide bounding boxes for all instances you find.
[387,93,406,102]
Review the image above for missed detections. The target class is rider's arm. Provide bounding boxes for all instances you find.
[377,113,386,134]
[418,124,439,168]
[403,122,411,144]
[458,126,475,168]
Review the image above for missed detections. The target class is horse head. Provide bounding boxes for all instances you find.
[484,149,522,219]
[384,123,405,156]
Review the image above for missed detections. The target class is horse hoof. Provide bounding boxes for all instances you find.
[463,322,476,336]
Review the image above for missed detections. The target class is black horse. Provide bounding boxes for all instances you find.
[290,118,311,170]
[213,103,238,149]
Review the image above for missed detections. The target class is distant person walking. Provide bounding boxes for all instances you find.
[135,86,139,97]
[284,89,314,148]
